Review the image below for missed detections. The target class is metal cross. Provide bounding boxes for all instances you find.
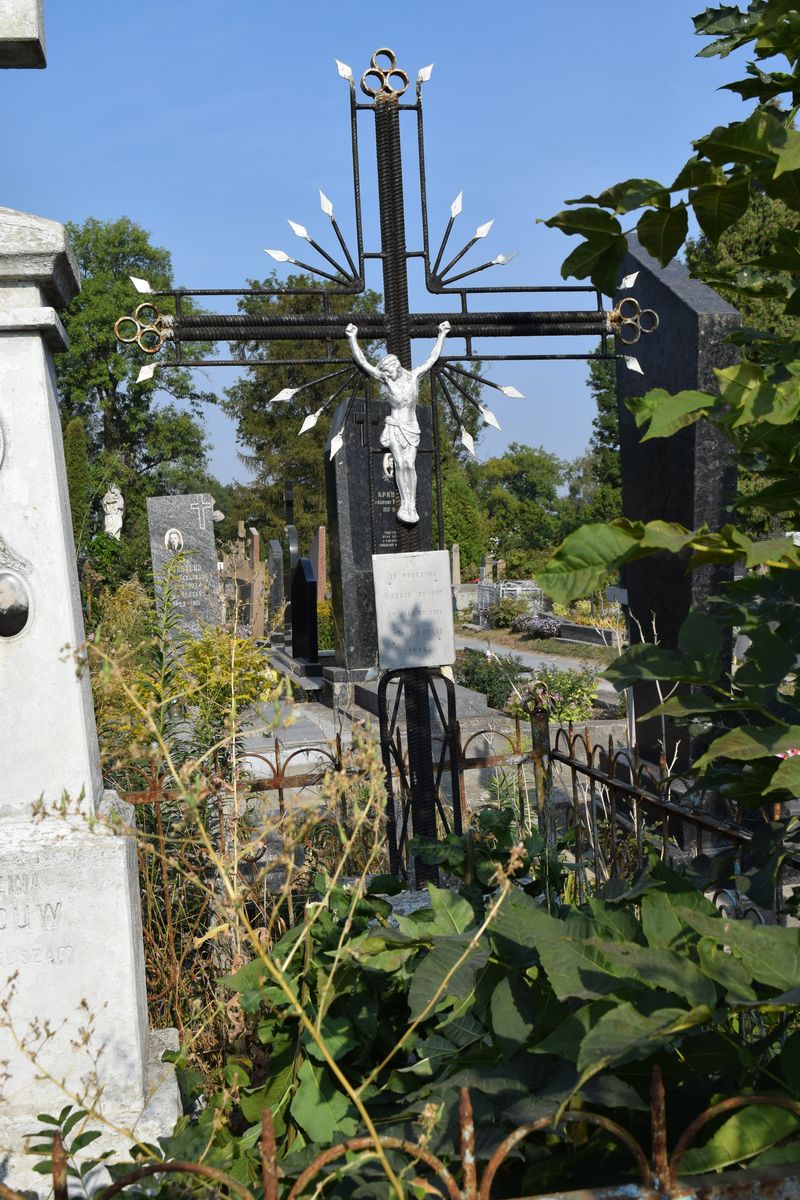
[115,48,660,884]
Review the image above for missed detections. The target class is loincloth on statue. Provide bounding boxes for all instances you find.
[380,419,420,450]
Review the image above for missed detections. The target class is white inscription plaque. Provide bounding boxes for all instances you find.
[372,550,455,670]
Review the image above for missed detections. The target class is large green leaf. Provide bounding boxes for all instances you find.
[567,178,668,214]
[543,207,623,239]
[680,1105,800,1174]
[694,724,800,769]
[678,610,725,674]
[537,522,641,602]
[691,178,751,240]
[603,644,692,688]
[289,1060,358,1144]
[775,128,800,177]
[407,937,490,1019]
[697,937,757,1002]
[589,940,717,1008]
[490,973,536,1055]
[694,110,784,165]
[675,907,800,992]
[576,1003,710,1077]
[560,235,628,297]
[637,203,689,266]
[764,754,800,795]
[627,387,715,439]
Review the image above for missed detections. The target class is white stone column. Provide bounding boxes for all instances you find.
[0,209,179,1190]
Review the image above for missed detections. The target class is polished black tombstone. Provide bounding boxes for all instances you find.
[290,557,319,663]
[616,235,740,767]
[325,396,433,687]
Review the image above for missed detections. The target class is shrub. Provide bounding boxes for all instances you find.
[182,625,279,731]
[532,662,599,722]
[486,595,529,628]
[512,613,561,639]
[454,648,527,710]
[317,598,334,650]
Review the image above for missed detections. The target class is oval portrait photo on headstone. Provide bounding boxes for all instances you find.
[0,569,31,638]
[164,528,184,553]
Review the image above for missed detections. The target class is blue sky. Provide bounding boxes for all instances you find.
[3,2,745,483]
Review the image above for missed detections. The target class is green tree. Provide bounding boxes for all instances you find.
[63,416,90,552]
[472,442,568,555]
[56,217,225,581]
[221,274,383,550]
[441,466,489,577]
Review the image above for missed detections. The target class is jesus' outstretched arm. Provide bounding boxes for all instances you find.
[411,320,450,381]
[345,323,383,381]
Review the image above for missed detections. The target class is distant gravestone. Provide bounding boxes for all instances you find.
[291,558,318,663]
[310,524,327,599]
[372,551,454,670]
[616,235,739,766]
[479,554,493,582]
[450,542,461,588]
[326,397,432,676]
[267,538,284,645]
[147,493,220,637]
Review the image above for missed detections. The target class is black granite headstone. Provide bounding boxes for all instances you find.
[147,493,220,637]
[290,557,318,663]
[325,397,433,675]
[616,235,740,766]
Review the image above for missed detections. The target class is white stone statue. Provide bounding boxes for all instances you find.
[102,483,124,539]
[346,320,450,525]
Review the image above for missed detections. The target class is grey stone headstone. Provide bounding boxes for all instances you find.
[450,542,461,588]
[267,538,284,645]
[147,493,220,637]
[325,396,432,672]
[372,551,454,670]
[616,235,739,766]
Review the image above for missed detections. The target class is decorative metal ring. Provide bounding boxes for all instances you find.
[360,47,409,100]
[113,301,167,355]
[609,296,659,346]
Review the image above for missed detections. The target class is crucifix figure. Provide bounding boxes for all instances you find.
[345,320,449,523]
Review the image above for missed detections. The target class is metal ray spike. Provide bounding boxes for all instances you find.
[136,363,157,383]
[299,407,323,434]
[329,431,344,458]
[320,191,334,217]
[364,666,381,682]
[460,426,476,457]
[625,356,644,374]
[498,384,524,399]
[265,249,291,263]
[417,64,434,83]
[480,406,501,430]
[492,253,517,266]
[451,192,463,218]
[130,276,152,293]
[271,387,297,403]
[335,60,353,80]
[620,271,639,290]
[474,220,494,239]
[288,220,310,240]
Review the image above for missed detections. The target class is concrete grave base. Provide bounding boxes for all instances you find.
[0,795,180,1192]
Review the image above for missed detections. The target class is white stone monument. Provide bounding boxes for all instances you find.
[0,208,179,1189]
[372,550,455,670]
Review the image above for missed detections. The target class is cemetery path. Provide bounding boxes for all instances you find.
[455,635,619,698]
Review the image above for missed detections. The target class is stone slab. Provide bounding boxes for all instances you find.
[372,550,454,669]
[0,0,45,66]
[147,493,220,637]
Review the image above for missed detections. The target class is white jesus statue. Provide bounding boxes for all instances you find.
[345,320,450,525]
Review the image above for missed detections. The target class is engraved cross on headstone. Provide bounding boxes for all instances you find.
[190,494,214,531]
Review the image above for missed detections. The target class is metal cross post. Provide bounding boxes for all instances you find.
[115,48,659,885]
